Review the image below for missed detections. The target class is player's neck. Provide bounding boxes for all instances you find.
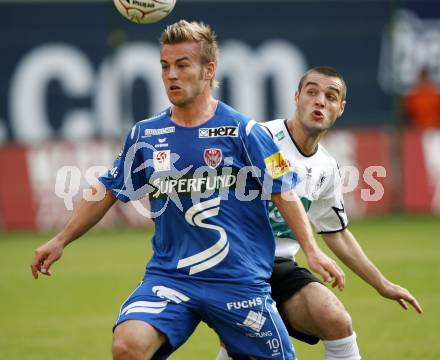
[287,117,323,156]
[171,93,218,128]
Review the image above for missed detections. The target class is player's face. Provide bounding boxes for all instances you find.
[160,41,212,107]
[295,72,346,134]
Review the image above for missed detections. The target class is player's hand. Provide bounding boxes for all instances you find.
[307,250,345,290]
[31,238,65,279]
[378,280,423,314]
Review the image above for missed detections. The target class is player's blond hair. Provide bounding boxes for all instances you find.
[160,20,219,88]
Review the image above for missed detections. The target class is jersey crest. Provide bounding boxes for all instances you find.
[204,148,223,169]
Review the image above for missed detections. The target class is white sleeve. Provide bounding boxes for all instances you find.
[308,161,348,233]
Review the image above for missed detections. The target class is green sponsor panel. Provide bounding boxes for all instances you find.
[269,197,312,239]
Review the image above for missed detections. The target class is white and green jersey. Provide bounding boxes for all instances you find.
[264,119,348,259]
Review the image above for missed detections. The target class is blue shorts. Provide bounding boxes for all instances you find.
[114,274,296,359]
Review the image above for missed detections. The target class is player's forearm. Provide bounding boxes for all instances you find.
[55,185,117,247]
[271,190,320,256]
[322,230,387,292]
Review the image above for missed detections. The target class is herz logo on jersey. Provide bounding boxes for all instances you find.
[199,126,239,138]
[204,148,223,169]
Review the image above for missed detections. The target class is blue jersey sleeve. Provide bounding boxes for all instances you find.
[240,120,297,194]
[99,124,148,203]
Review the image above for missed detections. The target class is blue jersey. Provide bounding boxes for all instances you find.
[99,101,296,284]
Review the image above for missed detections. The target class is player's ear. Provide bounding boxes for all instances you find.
[205,62,216,80]
[294,90,299,105]
[338,100,346,117]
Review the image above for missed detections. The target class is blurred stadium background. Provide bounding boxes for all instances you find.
[1,0,439,359]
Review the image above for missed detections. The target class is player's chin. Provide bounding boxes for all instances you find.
[168,93,188,107]
[306,122,325,134]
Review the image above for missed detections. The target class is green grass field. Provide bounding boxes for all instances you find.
[1,214,439,359]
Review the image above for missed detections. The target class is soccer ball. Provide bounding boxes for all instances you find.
[113,0,176,24]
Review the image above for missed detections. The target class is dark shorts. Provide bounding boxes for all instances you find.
[269,257,322,345]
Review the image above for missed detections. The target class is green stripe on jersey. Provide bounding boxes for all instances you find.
[268,197,312,240]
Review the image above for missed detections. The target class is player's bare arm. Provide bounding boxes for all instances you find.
[322,229,422,313]
[31,184,117,279]
[271,190,345,290]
